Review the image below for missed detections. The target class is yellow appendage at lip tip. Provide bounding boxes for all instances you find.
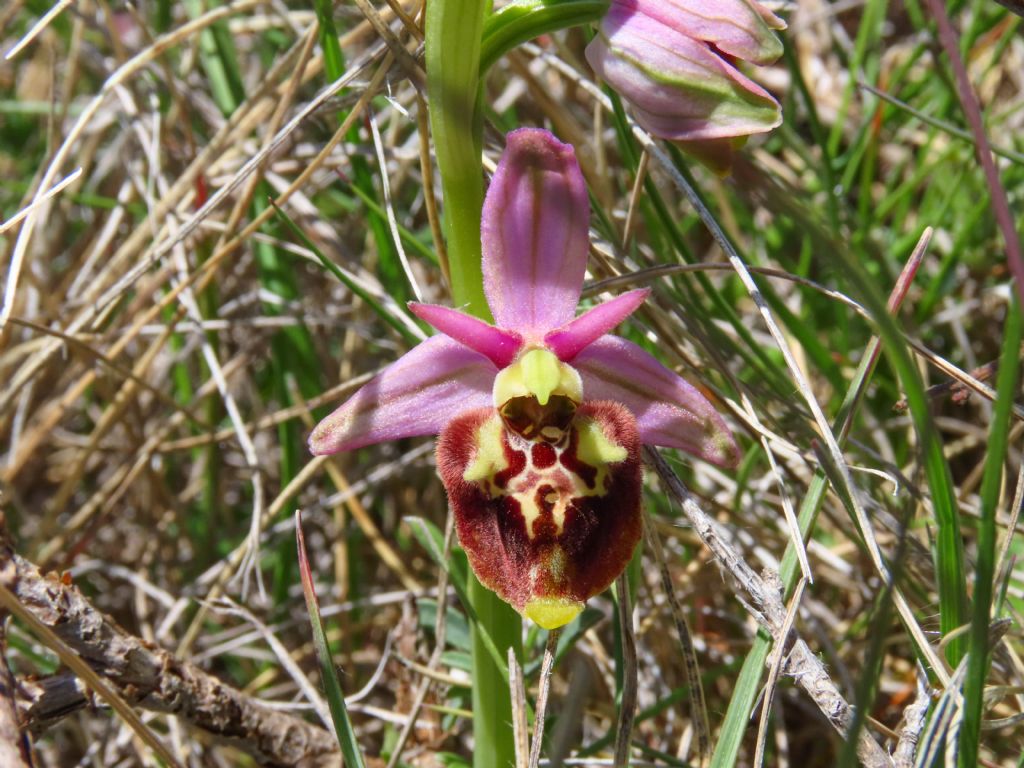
[524,597,584,629]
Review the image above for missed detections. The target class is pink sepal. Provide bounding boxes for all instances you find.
[482,129,590,337]
[613,0,785,65]
[573,336,740,467]
[586,8,781,142]
[308,336,497,454]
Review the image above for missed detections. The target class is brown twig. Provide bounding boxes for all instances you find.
[893,358,1002,413]
[350,0,425,92]
[528,630,560,768]
[5,547,340,768]
[0,561,32,768]
[0,566,184,766]
[753,578,807,768]
[892,665,931,768]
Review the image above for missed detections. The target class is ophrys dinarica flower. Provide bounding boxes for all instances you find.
[311,128,738,627]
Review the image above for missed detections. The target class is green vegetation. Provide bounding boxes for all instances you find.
[0,1,1021,766]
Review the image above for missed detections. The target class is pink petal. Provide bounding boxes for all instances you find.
[586,9,781,142]
[573,336,740,467]
[544,289,650,362]
[309,335,497,454]
[615,0,784,66]
[482,129,590,337]
[409,302,523,367]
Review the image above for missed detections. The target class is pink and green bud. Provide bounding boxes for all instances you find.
[615,0,785,66]
[585,0,784,167]
[310,129,740,627]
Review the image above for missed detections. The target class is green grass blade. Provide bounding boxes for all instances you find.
[296,511,367,768]
[826,0,887,156]
[405,516,511,683]
[312,0,345,83]
[708,634,770,768]
[832,261,967,666]
[959,295,1022,767]
[711,242,927,767]
[861,82,1024,166]
[185,0,245,117]
[344,181,439,263]
[314,0,406,302]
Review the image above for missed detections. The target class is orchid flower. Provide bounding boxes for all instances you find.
[310,128,739,628]
[585,0,785,172]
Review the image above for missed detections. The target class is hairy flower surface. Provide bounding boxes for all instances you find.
[585,0,785,170]
[310,128,739,627]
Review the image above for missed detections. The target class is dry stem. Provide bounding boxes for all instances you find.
[645,448,895,768]
[4,544,340,768]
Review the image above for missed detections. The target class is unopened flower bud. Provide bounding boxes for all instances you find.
[586,0,784,171]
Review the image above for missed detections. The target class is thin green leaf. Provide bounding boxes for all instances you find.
[296,510,367,768]
[312,0,345,84]
[959,296,1022,767]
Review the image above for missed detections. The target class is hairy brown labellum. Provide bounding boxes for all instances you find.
[437,401,643,628]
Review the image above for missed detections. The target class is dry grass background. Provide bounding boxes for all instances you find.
[1,1,1023,766]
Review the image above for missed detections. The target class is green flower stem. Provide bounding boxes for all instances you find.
[480,0,610,74]
[426,3,616,762]
[427,0,490,319]
[426,3,520,767]
[468,574,521,768]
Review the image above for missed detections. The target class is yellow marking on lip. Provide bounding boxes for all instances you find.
[461,413,629,541]
[576,416,627,466]
[463,415,508,488]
